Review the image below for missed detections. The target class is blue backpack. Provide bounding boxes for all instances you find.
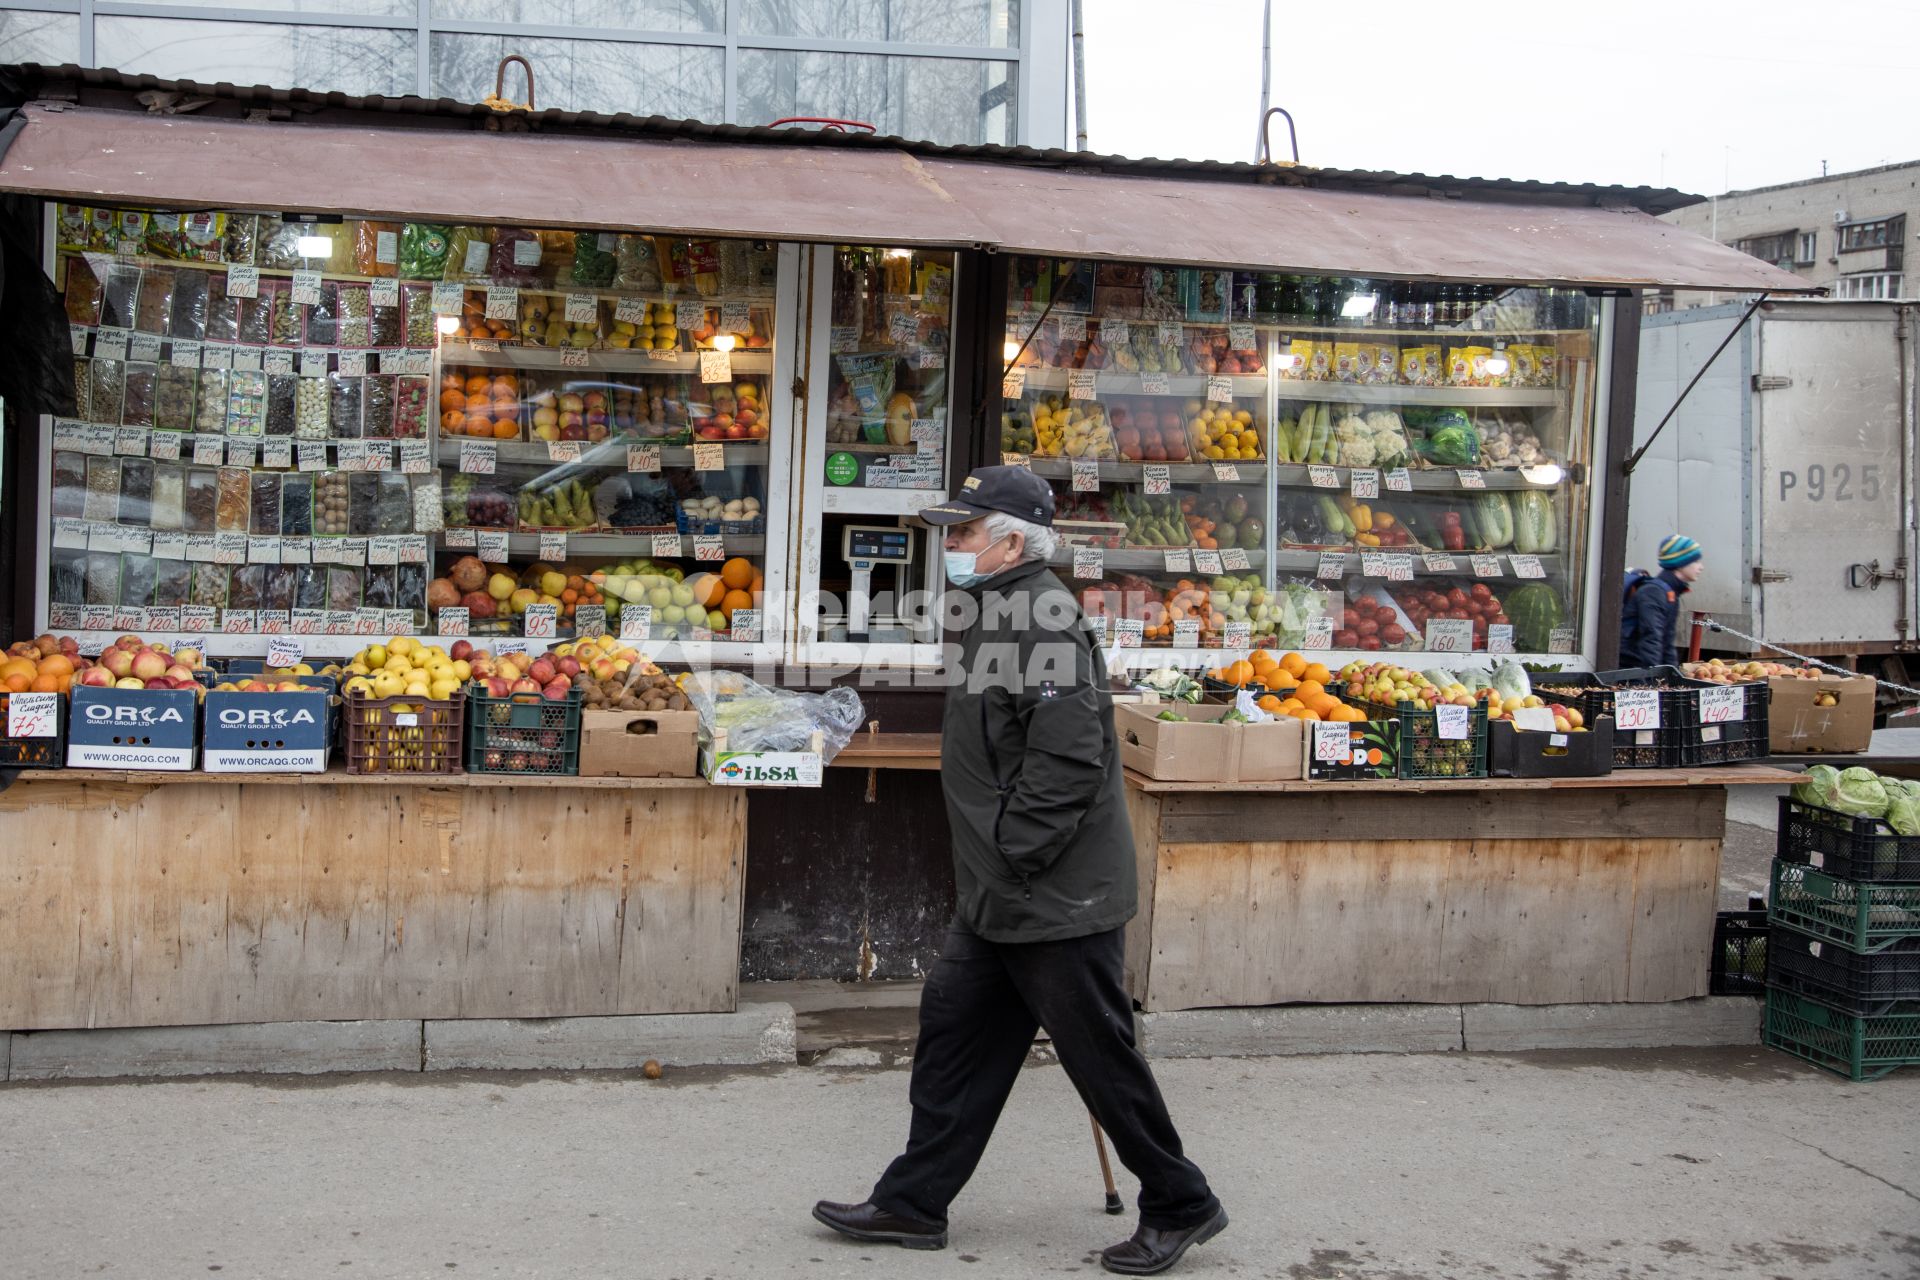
[1619,569,1655,645]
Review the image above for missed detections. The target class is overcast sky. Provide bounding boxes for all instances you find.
[1082,0,1917,196]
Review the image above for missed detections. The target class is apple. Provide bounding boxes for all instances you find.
[114,635,142,651]
[114,676,145,690]
[556,656,581,678]
[528,658,557,685]
[173,647,202,668]
[79,667,114,687]
[130,650,169,682]
[101,649,135,679]
[510,677,541,695]
[590,659,616,681]
[541,679,571,701]
[487,573,516,602]
[164,664,195,683]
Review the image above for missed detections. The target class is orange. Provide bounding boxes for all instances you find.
[749,571,764,593]
[1268,669,1298,690]
[1226,659,1254,687]
[0,658,34,684]
[465,374,490,395]
[441,409,465,433]
[1280,651,1308,678]
[720,557,755,590]
[1296,679,1324,701]
[29,673,59,693]
[492,420,519,440]
[1306,692,1339,717]
[685,573,726,610]
[1303,662,1332,686]
[465,392,491,412]
[721,589,753,622]
[440,388,465,411]
[1294,708,1321,721]
[2,674,26,693]
[1257,694,1283,714]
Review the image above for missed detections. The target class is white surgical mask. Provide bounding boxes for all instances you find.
[944,534,1008,588]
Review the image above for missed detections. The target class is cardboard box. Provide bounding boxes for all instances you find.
[1116,703,1306,782]
[68,685,200,770]
[1303,718,1399,781]
[702,747,825,787]
[202,689,335,772]
[1769,675,1874,754]
[578,708,700,778]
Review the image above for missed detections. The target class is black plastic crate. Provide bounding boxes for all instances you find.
[1488,717,1614,778]
[1777,796,1920,883]
[1710,910,1770,997]
[1767,922,1920,1015]
[0,689,68,769]
[1531,672,1696,769]
[1764,987,1920,1081]
[465,684,583,776]
[1769,859,1920,954]
[1350,696,1487,780]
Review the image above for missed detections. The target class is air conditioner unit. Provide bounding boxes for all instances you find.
[1833,209,1850,225]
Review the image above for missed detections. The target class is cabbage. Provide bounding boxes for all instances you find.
[1885,794,1920,837]
[1490,660,1531,704]
[1832,766,1891,819]
[1792,764,1841,808]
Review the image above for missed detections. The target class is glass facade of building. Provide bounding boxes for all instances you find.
[0,0,1047,146]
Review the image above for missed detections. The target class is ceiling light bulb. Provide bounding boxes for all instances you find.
[1003,340,1021,363]
[436,314,459,335]
[1340,292,1378,319]
[295,235,332,258]
[1483,354,1511,377]
[711,333,737,352]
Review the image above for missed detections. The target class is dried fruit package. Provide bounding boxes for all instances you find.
[490,226,542,283]
[265,373,298,436]
[150,464,185,531]
[399,223,452,280]
[84,456,122,522]
[571,231,618,288]
[84,552,120,605]
[613,235,663,291]
[305,281,340,346]
[337,284,372,346]
[293,564,328,611]
[280,474,314,536]
[196,368,230,433]
[134,267,175,334]
[353,221,402,277]
[121,363,158,428]
[169,268,209,341]
[56,204,90,252]
[89,358,127,423]
[184,467,219,533]
[154,365,197,431]
[118,458,155,527]
[52,451,86,519]
[250,472,283,535]
[362,373,397,438]
[64,254,103,326]
[327,567,362,611]
[328,374,364,438]
[100,264,141,329]
[152,559,191,608]
[444,225,494,282]
[189,562,227,608]
[215,466,251,532]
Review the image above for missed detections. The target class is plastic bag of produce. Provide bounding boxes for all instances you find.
[571,231,618,288]
[682,670,865,762]
[1832,767,1891,819]
[1792,764,1842,808]
[1490,660,1531,704]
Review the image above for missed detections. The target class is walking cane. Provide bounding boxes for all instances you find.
[1090,1112,1124,1214]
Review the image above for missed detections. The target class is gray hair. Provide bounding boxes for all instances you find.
[983,511,1057,565]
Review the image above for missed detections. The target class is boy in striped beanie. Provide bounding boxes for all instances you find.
[1620,535,1703,668]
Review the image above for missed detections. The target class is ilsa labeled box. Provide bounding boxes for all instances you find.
[1769,674,1874,754]
[1116,703,1305,782]
[68,684,200,770]
[700,724,826,787]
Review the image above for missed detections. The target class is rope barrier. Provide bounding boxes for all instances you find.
[1696,617,1920,699]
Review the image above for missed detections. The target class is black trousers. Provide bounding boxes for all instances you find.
[870,925,1219,1231]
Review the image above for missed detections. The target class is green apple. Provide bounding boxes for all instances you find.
[661,604,687,624]
[671,584,695,607]
[707,609,728,630]
[647,586,674,609]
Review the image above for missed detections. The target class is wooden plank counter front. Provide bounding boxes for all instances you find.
[1123,766,1800,1013]
[0,770,745,1032]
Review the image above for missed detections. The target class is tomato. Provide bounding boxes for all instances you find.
[1333,629,1359,648]
[1356,618,1380,638]
[1358,636,1383,650]
[1491,612,1510,626]
[1447,587,1470,608]
[1380,623,1407,644]
[1470,583,1492,601]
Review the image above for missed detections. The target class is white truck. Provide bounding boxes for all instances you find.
[1629,299,1919,705]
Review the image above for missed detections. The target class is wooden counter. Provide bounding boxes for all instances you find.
[0,768,744,1032]
[1121,765,1797,1013]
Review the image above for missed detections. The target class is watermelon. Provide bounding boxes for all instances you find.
[1504,583,1565,651]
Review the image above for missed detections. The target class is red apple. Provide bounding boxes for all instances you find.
[101,649,135,679]
[449,639,474,662]
[528,658,557,685]
[540,679,571,701]
[80,667,114,687]
[510,677,541,695]
[130,650,169,682]
[556,656,581,678]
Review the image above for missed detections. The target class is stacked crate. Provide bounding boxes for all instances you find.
[1765,798,1920,1080]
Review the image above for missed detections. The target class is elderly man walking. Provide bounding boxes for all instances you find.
[813,466,1226,1276]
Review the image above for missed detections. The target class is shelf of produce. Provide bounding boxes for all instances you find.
[441,440,770,470]
[438,341,774,375]
[1271,548,1564,579]
[1273,464,1559,492]
[1023,458,1268,486]
[485,532,765,557]
[1122,764,1798,794]
[1053,549,1265,572]
[1015,370,1268,397]
[1273,383,1560,408]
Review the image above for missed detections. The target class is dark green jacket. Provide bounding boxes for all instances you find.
[941,559,1136,943]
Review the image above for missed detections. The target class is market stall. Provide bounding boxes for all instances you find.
[0,65,1822,1042]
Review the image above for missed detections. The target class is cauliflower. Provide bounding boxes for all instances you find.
[1337,436,1378,467]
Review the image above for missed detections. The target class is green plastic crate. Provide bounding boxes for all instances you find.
[1764,987,1920,1081]
[1769,859,1920,954]
[1349,696,1487,780]
[464,684,583,776]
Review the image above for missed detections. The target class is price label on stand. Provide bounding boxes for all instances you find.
[651,532,683,559]
[693,535,725,562]
[1099,317,1130,345]
[287,608,320,636]
[484,285,518,320]
[1456,468,1486,489]
[115,426,148,457]
[522,603,558,639]
[260,438,293,470]
[248,535,283,564]
[7,692,59,739]
[546,440,582,463]
[185,534,216,562]
[398,440,431,474]
[573,604,607,639]
[228,440,260,470]
[563,293,598,324]
[1350,468,1379,500]
[1359,550,1391,578]
[693,442,726,472]
[1137,372,1170,395]
[80,423,118,455]
[560,348,591,369]
[335,440,369,472]
[1509,554,1546,579]
[1192,549,1224,575]
[1205,376,1234,404]
[728,609,762,643]
[911,419,943,454]
[225,264,259,299]
[282,536,312,564]
[476,531,509,564]
[614,296,647,327]
[148,607,181,632]
[1210,461,1240,483]
[192,434,224,465]
[1111,618,1144,649]
[627,444,661,473]
[129,333,163,364]
[1317,552,1347,581]
[299,350,329,378]
[69,323,88,355]
[233,347,263,372]
[339,537,369,566]
[297,442,329,472]
[337,349,367,377]
[212,532,247,565]
[1699,685,1746,724]
[699,350,733,384]
[1172,619,1202,648]
[1001,368,1026,399]
[52,419,85,452]
[151,530,187,560]
[222,609,257,635]
[1142,464,1171,495]
[1228,323,1257,352]
[180,607,217,635]
[1424,618,1472,653]
[1155,321,1183,347]
[1487,623,1516,654]
[1469,554,1501,578]
[367,536,400,566]
[400,536,428,565]
[148,430,182,462]
[170,340,201,369]
[80,604,114,633]
[1308,465,1339,489]
[1383,553,1414,582]
[95,328,129,361]
[265,637,303,669]
[539,532,567,561]
[1162,548,1192,574]
[1613,689,1662,731]
[52,517,89,550]
[1304,616,1334,650]
[432,608,469,638]
[459,440,496,475]
[442,528,475,549]
[1223,620,1252,648]
[1422,552,1458,574]
[1548,627,1576,655]
[284,267,322,304]
[1055,313,1086,342]
[1067,369,1097,401]
[1071,459,1101,492]
[1312,721,1352,764]
[1435,703,1470,741]
[1221,548,1251,571]
[1072,547,1103,580]
[370,277,400,308]
[430,281,463,315]
[263,349,293,375]
[201,343,234,370]
[620,606,653,641]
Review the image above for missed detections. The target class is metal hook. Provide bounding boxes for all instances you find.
[489,55,535,112]
[1259,106,1298,166]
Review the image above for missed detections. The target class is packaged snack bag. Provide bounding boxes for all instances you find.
[398,223,451,279]
[1336,342,1364,384]
[353,221,402,277]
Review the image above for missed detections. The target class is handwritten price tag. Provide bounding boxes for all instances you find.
[6,691,58,738]
[1424,618,1473,653]
[1001,368,1026,399]
[170,339,201,369]
[1423,553,1459,574]
[699,350,732,384]
[1156,321,1183,347]
[1699,684,1746,724]
[1312,721,1353,764]
[1205,376,1234,404]
[1071,459,1101,492]
[226,264,259,299]
[1469,554,1501,577]
[265,636,303,669]
[1072,547,1104,580]
[430,281,463,315]
[1139,372,1170,395]
[620,606,653,640]
[627,444,661,473]
[1223,620,1252,648]
[546,440,582,463]
[1067,369,1097,401]
[1457,468,1486,489]
[651,532,683,559]
[459,440,496,475]
[1228,323,1257,352]
[693,535,725,562]
[1487,623,1516,655]
[1317,552,1347,581]
[370,276,400,308]
[1210,461,1240,483]
[1099,317,1130,345]
[1221,548,1252,572]
[728,609,761,643]
[1192,549,1224,575]
[1548,627,1576,655]
[1304,616,1334,651]
[1162,548,1192,574]
[1142,464,1170,495]
[1308,465,1339,489]
[521,602,558,639]
[1172,619,1201,648]
[1435,703,1471,741]
[398,439,431,474]
[1350,468,1379,500]
[693,442,726,472]
[484,285,519,321]
[1112,618,1144,649]
[539,531,567,561]
[1613,688,1661,731]
[1509,554,1546,579]
[573,604,607,639]
[476,531,509,564]
[435,606,468,638]
[1055,313,1086,342]
[290,269,322,305]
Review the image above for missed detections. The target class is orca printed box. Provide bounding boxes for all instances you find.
[67,685,200,770]
[202,689,335,772]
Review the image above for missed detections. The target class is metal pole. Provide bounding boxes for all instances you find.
[1070,0,1088,151]
[1623,292,1769,475]
[1254,0,1271,163]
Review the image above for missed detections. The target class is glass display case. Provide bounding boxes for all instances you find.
[997,257,1601,663]
[42,204,791,658]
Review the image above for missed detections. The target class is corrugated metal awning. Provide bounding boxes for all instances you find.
[0,101,1812,294]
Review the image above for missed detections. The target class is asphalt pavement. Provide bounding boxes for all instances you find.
[3,1045,1916,1280]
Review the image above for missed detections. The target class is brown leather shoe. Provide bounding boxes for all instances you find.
[812,1200,948,1251]
[1100,1206,1228,1275]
